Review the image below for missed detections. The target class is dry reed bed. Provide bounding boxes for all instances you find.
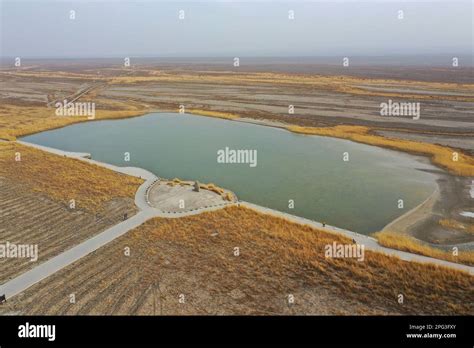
[2,206,472,315]
[0,142,143,213]
[286,125,474,176]
[374,231,474,266]
[184,110,474,176]
[128,206,474,315]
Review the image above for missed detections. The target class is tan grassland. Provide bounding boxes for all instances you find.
[285,125,474,176]
[0,142,143,212]
[374,231,474,266]
[2,206,472,315]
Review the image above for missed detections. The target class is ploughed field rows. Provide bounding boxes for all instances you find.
[2,207,472,315]
[0,177,137,284]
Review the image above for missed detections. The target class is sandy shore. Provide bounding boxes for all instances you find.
[381,170,474,249]
[382,185,440,234]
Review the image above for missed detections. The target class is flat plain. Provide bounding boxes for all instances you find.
[0,59,473,314]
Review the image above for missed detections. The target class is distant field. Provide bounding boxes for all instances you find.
[1,66,473,143]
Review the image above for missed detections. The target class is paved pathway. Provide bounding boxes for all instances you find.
[1,140,472,300]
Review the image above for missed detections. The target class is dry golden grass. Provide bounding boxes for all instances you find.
[181,109,474,176]
[286,125,474,176]
[439,219,474,234]
[223,191,235,201]
[139,206,472,314]
[199,182,236,201]
[374,231,474,266]
[0,101,149,140]
[0,70,102,81]
[0,142,143,212]
[4,206,471,315]
[200,183,225,194]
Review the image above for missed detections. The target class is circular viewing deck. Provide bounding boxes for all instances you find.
[146,179,237,213]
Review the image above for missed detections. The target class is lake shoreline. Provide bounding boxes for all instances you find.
[20,112,441,234]
[8,139,474,271]
[15,110,473,249]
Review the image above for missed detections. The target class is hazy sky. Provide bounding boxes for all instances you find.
[1,0,472,58]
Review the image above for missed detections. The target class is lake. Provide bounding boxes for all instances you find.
[22,113,438,234]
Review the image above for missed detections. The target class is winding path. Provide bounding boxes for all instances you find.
[1,140,472,301]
